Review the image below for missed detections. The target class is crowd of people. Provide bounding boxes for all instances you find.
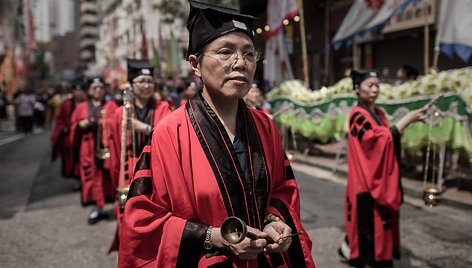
[48,3,299,267]
[3,1,439,268]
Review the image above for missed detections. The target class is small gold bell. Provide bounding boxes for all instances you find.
[422,186,442,207]
[96,148,111,159]
[115,186,130,209]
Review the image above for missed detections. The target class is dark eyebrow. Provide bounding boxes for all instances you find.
[212,40,255,50]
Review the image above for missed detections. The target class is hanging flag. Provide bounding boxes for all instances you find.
[332,0,413,50]
[14,44,26,75]
[264,0,298,88]
[0,48,18,97]
[266,0,299,38]
[27,0,36,57]
[168,32,180,73]
[263,30,294,88]
[140,19,149,60]
[435,0,472,62]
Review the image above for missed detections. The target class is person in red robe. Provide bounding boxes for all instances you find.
[340,70,427,267]
[70,77,118,224]
[118,2,316,267]
[108,59,171,251]
[51,85,86,179]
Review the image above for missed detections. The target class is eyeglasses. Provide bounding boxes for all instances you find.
[203,48,261,64]
[133,80,155,86]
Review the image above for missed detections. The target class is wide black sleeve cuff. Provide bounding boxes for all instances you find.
[176,221,208,267]
[390,126,402,161]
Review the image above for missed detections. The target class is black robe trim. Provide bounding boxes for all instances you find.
[127,177,153,200]
[355,192,375,267]
[349,111,361,127]
[176,221,208,267]
[208,260,233,268]
[349,258,393,268]
[133,151,151,174]
[269,198,307,268]
[390,126,404,203]
[187,94,270,229]
[357,121,371,143]
[285,164,295,181]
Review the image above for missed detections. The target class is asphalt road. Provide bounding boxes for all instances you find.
[0,129,471,267]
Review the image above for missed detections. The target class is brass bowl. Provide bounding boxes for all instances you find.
[96,148,111,159]
[115,186,130,209]
[422,186,442,207]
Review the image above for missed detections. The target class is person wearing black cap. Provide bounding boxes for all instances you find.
[118,1,315,268]
[51,84,86,179]
[107,59,171,252]
[340,70,427,267]
[70,76,118,224]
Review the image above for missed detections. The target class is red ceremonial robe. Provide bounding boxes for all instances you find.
[108,98,170,252]
[119,95,315,268]
[70,100,118,206]
[51,98,81,178]
[345,105,402,267]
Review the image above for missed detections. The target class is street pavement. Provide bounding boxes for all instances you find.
[0,119,471,267]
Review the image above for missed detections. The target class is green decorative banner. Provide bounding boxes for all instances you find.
[269,93,472,165]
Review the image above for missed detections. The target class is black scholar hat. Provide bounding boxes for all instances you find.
[86,76,105,89]
[350,69,379,90]
[127,59,154,82]
[186,1,255,58]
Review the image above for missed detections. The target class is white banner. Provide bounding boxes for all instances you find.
[436,0,472,62]
[332,0,411,49]
[263,30,294,88]
[266,0,298,37]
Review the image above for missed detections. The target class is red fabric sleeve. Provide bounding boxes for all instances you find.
[119,122,196,268]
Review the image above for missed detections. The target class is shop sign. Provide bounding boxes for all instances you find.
[382,0,436,33]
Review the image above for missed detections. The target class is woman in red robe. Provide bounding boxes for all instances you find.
[118,2,315,267]
[51,85,86,178]
[70,77,117,224]
[108,59,171,251]
[340,70,426,267]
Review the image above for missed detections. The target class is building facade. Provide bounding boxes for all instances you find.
[90,0,190,81]
[78,0,99,72]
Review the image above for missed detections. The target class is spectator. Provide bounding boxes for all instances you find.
[14,88,35,134]
[394,65,418,86]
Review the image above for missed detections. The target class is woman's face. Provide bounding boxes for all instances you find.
[189,32,257,101]
[131,74,155,100]
[88,82,105,101]
[356,77,380,106]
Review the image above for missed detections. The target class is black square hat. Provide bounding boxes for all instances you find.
[186,1,255,58]
[127,59,154,82]
[350,69,379,90]
[86,76,105,88]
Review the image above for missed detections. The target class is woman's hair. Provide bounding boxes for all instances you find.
[401,65,418,80]
[350,69,379,90]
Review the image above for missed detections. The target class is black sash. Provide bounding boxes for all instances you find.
[186,94,270,229]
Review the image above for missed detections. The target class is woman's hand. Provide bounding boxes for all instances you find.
[395,107,428,134]
[210,226,268,260]
[78,119,91,129]
[262,221,293,253]
[129,118,152,135]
